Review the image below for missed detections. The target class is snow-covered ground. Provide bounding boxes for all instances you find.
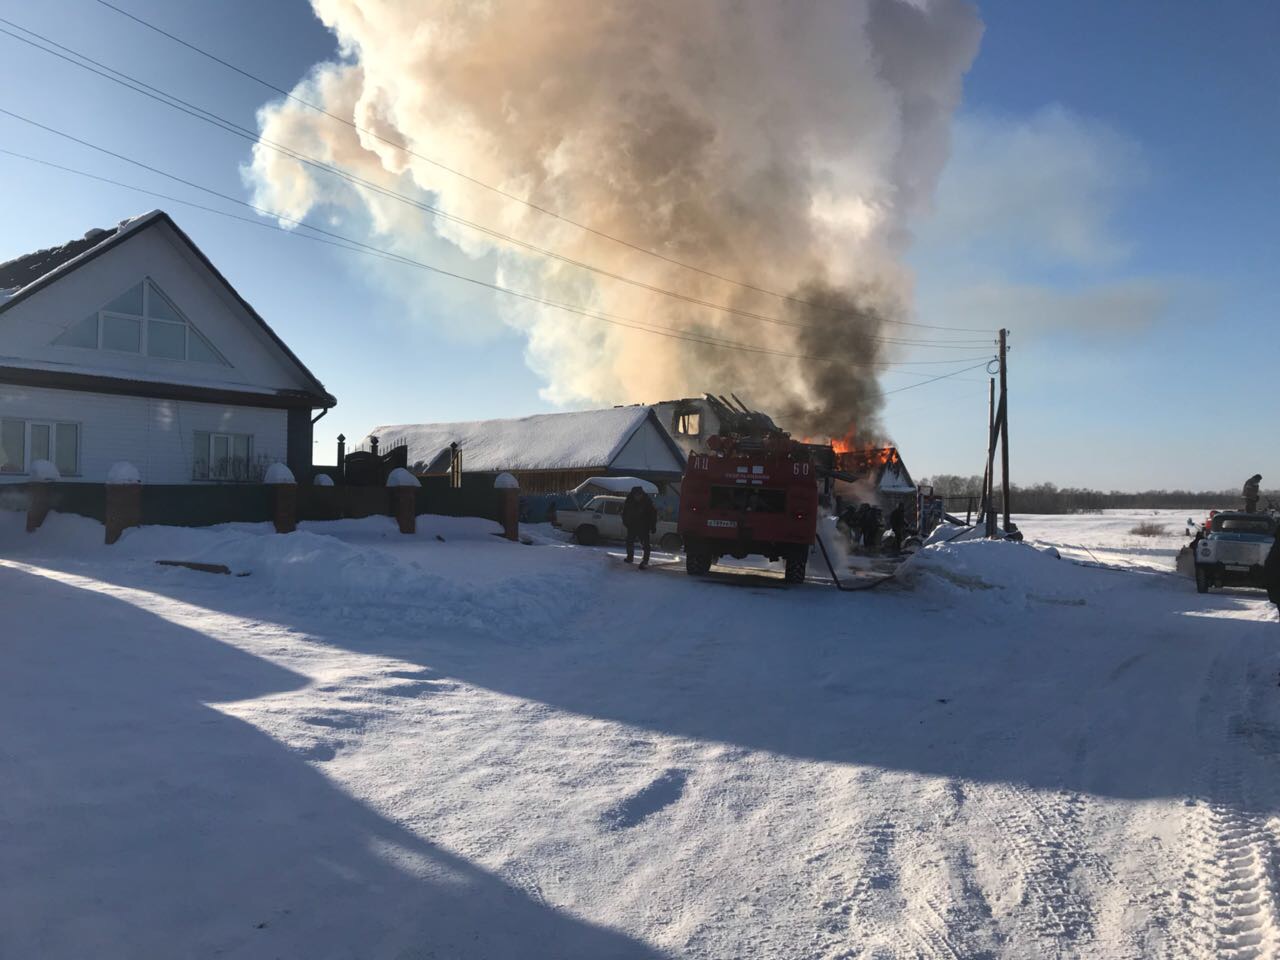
[3,507,1278,959]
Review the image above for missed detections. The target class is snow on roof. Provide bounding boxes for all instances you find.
[0,211,162,296]
[368,407,658,473]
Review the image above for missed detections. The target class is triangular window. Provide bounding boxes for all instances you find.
[52,314,99,348]
[49,278,229,365]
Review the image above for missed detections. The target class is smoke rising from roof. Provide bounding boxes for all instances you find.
[248,0,982,440]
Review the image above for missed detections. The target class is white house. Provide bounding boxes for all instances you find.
[366,406,687,494]
[0,211,335,484]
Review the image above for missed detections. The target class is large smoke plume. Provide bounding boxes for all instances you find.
[249,0,981,440]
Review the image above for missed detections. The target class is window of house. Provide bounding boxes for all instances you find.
[676,412,701,436]
[193,430,254,481]
[0,419,79,475]
[52,278,229,365]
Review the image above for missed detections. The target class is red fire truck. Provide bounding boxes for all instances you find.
[677,433,819,583]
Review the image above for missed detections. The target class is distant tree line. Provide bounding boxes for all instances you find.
[919,475,1280,515]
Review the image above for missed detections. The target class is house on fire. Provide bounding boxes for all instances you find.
[833,446,917,510]
[0,211,335,484]
[365,406,687,495]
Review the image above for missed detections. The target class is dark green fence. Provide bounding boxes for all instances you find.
[3,475,502,527]
[416,473,500,521]
[141,484,274,527]
[0,482,109,521]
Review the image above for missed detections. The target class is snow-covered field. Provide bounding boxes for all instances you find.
[3,507,1279,959]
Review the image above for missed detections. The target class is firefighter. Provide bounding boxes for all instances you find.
[622,485,657,568]
[1244,474,1263,513]
[860,505,883,551]
[1266,532,1280,620]
[889,502,907,552]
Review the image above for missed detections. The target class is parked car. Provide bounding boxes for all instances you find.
[1193,511,1277,593]
[554,495,683,551]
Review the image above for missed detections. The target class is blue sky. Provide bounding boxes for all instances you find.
[1,0,1275,490]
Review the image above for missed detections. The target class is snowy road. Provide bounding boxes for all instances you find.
[2,510,1279,958]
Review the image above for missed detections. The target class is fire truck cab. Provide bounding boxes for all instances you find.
[677,433,819,584]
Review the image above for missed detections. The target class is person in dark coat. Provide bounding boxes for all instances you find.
[1244,474,1262,513]
[1266,532,1280,619]
[860,505,883,552]
[889,502,907,552]
[622,486,657,568]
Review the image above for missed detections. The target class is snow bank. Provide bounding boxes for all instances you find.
[1,512,580,634]
[107,461,141,484]
[909,536,1114,608]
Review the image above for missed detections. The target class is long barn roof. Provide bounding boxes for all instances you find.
[367,406,687,474]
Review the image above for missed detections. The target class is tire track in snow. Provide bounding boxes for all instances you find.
[900,778,1003,960]
[981,782,1112,953]
[1171,647,1280,960]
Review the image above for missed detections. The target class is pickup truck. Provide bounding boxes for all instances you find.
[554,495,683,551]
[1192,511,1276,593]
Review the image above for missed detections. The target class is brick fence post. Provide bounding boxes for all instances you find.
[387,468,420,534]
[105,461,141,545]
[25,459,62,532]
[495,472,519,541]
[265,462,298,534]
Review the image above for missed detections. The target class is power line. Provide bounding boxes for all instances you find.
[89,0,995,336]
[0,137,994,383]
[0,19,990,351]
[881,362,993,396]
[0,20,988,350]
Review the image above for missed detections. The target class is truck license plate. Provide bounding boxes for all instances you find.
[707,519,737,528]
[1226,564,1250,572]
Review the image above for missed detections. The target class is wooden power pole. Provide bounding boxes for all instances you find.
[984,375,996,537]
[998,329,1011,531]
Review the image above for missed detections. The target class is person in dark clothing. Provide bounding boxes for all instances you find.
[1244,474,1263,513]
[1266,533,1280,620]
[889,502,907,552]
[860,505,883,552]
[622,486,657,568]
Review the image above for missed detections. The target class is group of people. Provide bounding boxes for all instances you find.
[838,500,908,553]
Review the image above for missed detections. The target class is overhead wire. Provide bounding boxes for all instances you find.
[86,0,995,335]
[0,18,991,349]
[0,138,994,383]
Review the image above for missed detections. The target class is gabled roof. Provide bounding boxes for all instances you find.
[0,210,335,407]
[368,406,687,474]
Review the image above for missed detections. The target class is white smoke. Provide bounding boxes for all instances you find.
[248,0,982,437]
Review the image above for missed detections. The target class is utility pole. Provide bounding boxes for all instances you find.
[998,328,1011,531]
[984,375,996,537]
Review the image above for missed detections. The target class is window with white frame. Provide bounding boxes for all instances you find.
[52,278,229,365]
[675,412,701,436]
[0,418,80,476]
[192,431,254,481]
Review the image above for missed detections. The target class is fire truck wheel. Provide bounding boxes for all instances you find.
[1195,566,1211,594]
[660,533,683,553]
[575,524,600,546]
[686,550,712,576]
[784,552,808,585]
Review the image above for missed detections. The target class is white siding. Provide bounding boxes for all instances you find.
[610,419,685,473]
[0,220,316,396]
[0,383,286,484]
